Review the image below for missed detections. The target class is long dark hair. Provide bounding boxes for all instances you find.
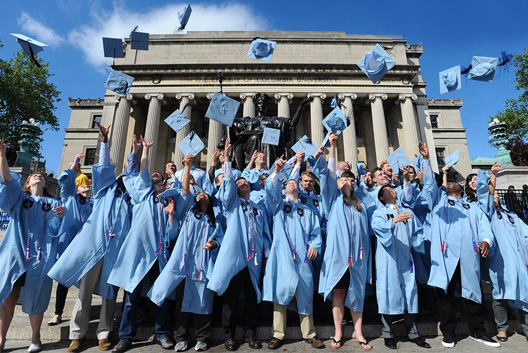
[465,173,477,202]
[192,193,216,227]
[339,171,362,212]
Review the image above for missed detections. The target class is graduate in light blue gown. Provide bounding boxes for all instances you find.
[241,150,269,190]
[174,156,213,194]
[263,155,324,347]
[108,138,191,351]
[426,140,499,347]
[48,125,136,349]
[48,151,93,326]
[476,163,528,341]
[0,139,65,352]
[149,179,223,351]
[312,132,372,350]
[207,139,271,349]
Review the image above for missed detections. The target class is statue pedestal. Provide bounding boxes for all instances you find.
[494,149,513,167]
[496,166,528,189]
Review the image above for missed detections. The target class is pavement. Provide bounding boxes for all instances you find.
[2,335,527,353]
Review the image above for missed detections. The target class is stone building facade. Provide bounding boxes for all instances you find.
[59,31,473,179]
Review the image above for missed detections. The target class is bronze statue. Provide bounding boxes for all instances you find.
[228,94,313,169]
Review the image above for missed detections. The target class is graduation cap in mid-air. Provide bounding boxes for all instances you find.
[177,4,192,31]
[164,109,190,133]
[321,107,348,147]
[357,44,396,83]
[105,69,134,96]
[178,130,205,157]
[262,128,281,146]
[102,37,125,58]
[130,30,149,51]
[444,149,460,167]
[247,38,277,62]
[205,92,240,127]
[386,147,411,173]
[439,66,462,94]
[468,56,499,82]
[10,33,48,67]
[292,136,318,161]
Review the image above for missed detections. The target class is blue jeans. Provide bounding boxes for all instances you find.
[118,263,170,341]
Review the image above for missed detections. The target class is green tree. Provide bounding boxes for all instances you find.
[491,49,528,141]
[0,38,61,164]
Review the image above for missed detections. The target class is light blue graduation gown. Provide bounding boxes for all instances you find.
[0,173,63,314]
[372,204,424,315]
[427,194,494,304]
[48,164,132,300]
[149,207,224,314]
[56,169,93,256]
[313,157,371,313]
[476,171,528,311]
[262,175,322,315]
[207,169,271,302]
[241,167,268,191]
[175,167,213,195]
[107,169,189,293]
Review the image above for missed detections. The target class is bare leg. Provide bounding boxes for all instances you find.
[29,314,43,345]
[351,310,372,349]
[331,289,346,342]
[0,288,21,348]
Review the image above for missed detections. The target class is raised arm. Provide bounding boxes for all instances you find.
[0,140,12,183]
[124,134,141,174]
[94,120,111,165]
[489,162,501,196]
[328,132,338,179]
[182,154,193,194]
[265,154,286,214]
[139,135,154,171]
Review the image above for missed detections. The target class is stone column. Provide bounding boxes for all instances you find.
[399,93,420,158]
[110,94,133,173]
[307,93,326,147]
[240,93,257,117]
[338,93,358,166]
[369,93,389,165]
[174,93,194,169]
[144,93,164,172]
[415,98,439,172]
[274,92,294,118]
[207,92,224,170]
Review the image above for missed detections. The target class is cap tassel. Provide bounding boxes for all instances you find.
[156,242,162,255]
[248,251,254,260]
[109,233,115,238]
[25,247,30,260]
[348,257,353,268]
[441,240,445,252]
[292,251,297,261]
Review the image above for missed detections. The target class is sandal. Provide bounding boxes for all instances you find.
[47,315,62,326]
[356,340,373,351]
[330,338,342,349]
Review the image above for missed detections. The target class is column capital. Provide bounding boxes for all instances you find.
[206,92,215,100]
[307,92,327,100]
[175,93,195,101]
[119,94,135,104]
[240,92,258,100]
[398,93,418,102]
[337,93,358,101]
[369,93,388,102]
[145,93,164,101]
[274,92,294,102]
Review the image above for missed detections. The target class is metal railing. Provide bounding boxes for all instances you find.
[496,189,528,223]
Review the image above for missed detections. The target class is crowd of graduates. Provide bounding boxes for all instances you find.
[1,121,528,353]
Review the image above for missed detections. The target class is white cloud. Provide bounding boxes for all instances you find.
[68,1,270,70]
[17,12,65,46]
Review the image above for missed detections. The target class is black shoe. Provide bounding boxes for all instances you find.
[245,337,262,349]
[470,335,501,348]
[267,338,283,350]
[384,338,397,350]
[410,337,431,348]
[224,338,237,351]
[157,337,174,350]
[112,340,131,353]
[496,334,508,342]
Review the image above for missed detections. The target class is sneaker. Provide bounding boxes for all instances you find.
[470,335,500,348]
[28,343,42,353]
[194,341,207,351]
[174,341,188,352]
[441,338,455,348]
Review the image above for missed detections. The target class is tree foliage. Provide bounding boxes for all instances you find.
[0,39,61,163]
[507,138,528,166]
[491,49,528,141]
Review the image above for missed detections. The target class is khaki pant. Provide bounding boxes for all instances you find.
[69,259,116,340]
[272,301,316,340]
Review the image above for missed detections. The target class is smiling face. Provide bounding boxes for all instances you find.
[381,162,393,176]
[152,179,165,194]
[23,173,46,194]
[77,184,91,198]
[255,152,266,166]
[379,186,397,204]
[373,169,389,187]
[300,173,314,193]
[236,177,250,197]
[285,179,299,195]
[468,175,477,191]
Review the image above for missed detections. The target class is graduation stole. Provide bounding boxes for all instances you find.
[184,211,213,281]
[241,200,259,266]
[344,203,364,268]
[23,197,51,261]
[386,205,413,273]
[283,202,308,263]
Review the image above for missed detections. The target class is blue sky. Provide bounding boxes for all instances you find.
[1,0,527,174]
